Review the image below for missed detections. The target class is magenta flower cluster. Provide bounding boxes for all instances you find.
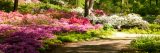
[0,24,54,53]
[0,11,103,53]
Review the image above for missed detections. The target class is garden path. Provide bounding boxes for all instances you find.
[51,32,152,53]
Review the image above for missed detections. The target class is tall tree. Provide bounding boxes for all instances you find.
[84,0,89,17]
[13,0,18,11]
[150,0,151,7]
[156,0,158,6]
[88,0,94,10]
[84,0,95,17]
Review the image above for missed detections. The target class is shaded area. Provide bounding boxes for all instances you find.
[49,39,136,53]
[43,33,153,53]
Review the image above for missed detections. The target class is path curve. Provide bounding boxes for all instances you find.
[51,32,152,53]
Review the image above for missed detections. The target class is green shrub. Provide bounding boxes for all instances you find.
[122,27,150,34]
[0,0,13,12]
[154,15,160,24]
[40,0,65,5]
[18,3,70,14]
[122,24,160,34]
[40,39,62,53]
[56,29,114,42]
[94,0,160,15]
[103,23,114,30]
[57,32,92,42]
[143,15,156,23]
[131,36,160,52]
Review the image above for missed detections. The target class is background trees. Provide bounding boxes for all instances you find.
[94,0,160,16]
[0,0,160,16]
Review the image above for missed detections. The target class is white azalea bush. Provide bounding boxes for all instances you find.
[71,7,84,14]
[87,13,149,29]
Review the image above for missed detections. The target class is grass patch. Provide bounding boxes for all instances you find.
[122,24,160,34]
[56,29,114,42]
[130,36,160,52]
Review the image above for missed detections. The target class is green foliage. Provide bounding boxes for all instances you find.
[57,32,91,42]
[40,39,62,53]
[40,0,85,7]
[0,0,13,12]
[156,15,160,19]
[103,23,114,30]
[122,27,150,34]
[143,15,156,23]
[94,0,160,15]
[122,24,160,34]
[131,36,160,52]
[64,0,85,7]
[154,15,160,24]
[57,29,114,42]
[40,0,66,5]
[18,3,70,14]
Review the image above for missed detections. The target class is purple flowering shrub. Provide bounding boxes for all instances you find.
[0,37,42,53]
[0,24,17,38]
[0,25,54,53]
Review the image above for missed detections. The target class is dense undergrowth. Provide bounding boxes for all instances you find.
[131,36,160,52]
[122,24,160,34]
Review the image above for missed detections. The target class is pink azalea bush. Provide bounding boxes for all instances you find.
[0,11,104,53]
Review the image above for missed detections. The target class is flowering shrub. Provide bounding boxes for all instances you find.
[0,11,105,53]
[44,9,79,19]
[51,18,102,32]
[0,37,42,53]
[92,9,105,16]
[0,24,17,38]
[0,25,56,53]
[0,25,55,53]
[0,11,53,25]
[87,13,149,29]
[71,8,106,17]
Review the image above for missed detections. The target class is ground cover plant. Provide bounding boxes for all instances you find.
[122,24,160,35]
[131,36,160,53]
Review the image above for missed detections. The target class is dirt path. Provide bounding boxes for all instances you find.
[51,32,150,53]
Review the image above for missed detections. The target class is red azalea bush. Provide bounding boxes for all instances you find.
[92,9,105,16]
[0,10,83,25]
[44,9,80,19]
[0,11,103,33]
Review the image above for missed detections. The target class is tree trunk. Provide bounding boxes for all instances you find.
[89,0,94,10]
[84,0,89,17]
[84,0,95,17]
[13,0,18,11]
[150,0,151,7]
[156,0,158,6]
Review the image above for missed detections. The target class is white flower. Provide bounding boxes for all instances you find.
[71,7,84,14]
[87,13,149,29]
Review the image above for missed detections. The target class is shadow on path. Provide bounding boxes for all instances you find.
[50,39,135,53]
[46,32,149,53]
